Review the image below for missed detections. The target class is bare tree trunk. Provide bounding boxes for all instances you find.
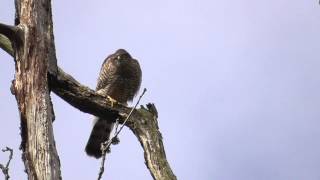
[0,0,176,179]
[1,0,61,179]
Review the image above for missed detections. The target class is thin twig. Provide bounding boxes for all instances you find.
[114,88,146,137]
[97,88,147,180]
[0,147,13,180]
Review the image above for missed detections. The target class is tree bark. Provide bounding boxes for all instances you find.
[131,104,177,180]
[0,0,176,179]
[51,66,177,180]
[0,0,61,179]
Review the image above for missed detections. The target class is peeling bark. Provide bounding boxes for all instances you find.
[0,0,176,179]
[3,0,61,179]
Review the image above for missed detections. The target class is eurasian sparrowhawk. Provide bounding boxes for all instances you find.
[85,49,142,158]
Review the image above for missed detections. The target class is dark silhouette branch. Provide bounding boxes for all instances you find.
[0,35,14,56]
[0,23,23,54]
[0,147,13,180]
[0,23,17,42]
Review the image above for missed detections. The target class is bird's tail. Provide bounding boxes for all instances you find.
[85,117,114,158]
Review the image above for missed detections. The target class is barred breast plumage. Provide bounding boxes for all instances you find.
[85,49,142,158]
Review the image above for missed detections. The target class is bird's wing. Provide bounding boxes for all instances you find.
[96,54,117,92]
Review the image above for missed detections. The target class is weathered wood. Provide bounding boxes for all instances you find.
[51,68,177,180]
[1,0,62,179]
[0,0,176,179]
[132,104,177,180]
[49,67,120,121]
[0,34,177,180]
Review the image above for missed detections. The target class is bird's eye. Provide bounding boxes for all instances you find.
[117,55,121,60]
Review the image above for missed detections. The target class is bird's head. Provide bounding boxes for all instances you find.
[114,49,132,61]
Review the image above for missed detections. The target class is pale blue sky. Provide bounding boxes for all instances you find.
[1,0,320,180]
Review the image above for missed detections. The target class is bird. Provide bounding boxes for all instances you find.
[85,49,142,158]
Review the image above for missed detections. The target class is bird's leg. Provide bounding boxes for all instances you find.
[107,95,118,107]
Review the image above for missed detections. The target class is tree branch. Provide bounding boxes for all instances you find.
[98,88,147,180]
[0,147,13,180]
[49,67,121,121]
[132,103,177,180]
[0,23,17,42]
[0,23,176,180]
[50,68,176,180]
[0,23,22,54]
[0,35,14,56]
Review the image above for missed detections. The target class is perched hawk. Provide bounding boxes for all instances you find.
[85,49,142,158]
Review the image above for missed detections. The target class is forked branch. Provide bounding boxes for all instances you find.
[0,147,13,180]
[50,67,176,179]
[0,31,176,180]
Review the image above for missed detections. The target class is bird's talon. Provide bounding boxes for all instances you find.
[107,96,118,107]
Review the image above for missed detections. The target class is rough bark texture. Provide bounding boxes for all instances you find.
[1,0,62,179]
[0,0,176,179]
[50,68,177,180]
[132,104,177,180]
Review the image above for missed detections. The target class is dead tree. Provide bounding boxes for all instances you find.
[0,0,176,179]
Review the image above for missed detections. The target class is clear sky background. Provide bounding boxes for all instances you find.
[1,0,320,180]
